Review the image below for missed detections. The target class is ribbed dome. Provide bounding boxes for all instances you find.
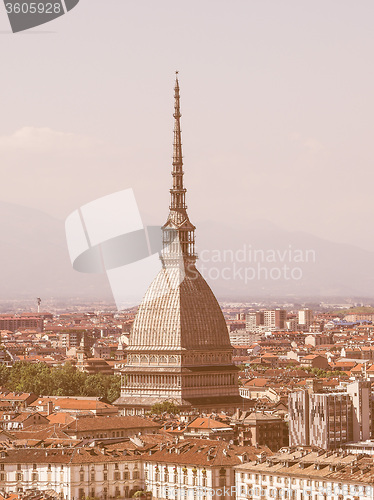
[129,266,231,351]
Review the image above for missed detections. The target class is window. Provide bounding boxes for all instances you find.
[133,470,139,480]
[114,471,121,481]
[31,473,38,482]
[16,473,23,481]
[0,465,4,471]
[0,473,6,481]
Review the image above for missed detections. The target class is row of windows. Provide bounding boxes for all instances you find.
[80,470,139,482]
[240,475,369,495]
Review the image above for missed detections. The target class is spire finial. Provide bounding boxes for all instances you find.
[171,71,184,207]
[162,73,197,264]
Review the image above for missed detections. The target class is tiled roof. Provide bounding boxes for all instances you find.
[0,447,139,464]
[29,398,115,411]
[63,415,160,432]
[187,417,231,430]
[146,439,271,467]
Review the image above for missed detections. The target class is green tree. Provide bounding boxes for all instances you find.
[150,401,179,414]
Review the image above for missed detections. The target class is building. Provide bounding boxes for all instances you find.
[62,415,160,440]
[235,412,288,451]
[288,381,370,450]
[0,447,142,500]
[346,380,371,442]
[304,333,332,347]
[29,397,118,416]
[298,309,314,331]
[245,313,264,333]
[0,440,271,500]
[299,354,329,370]
[114,75,242,415]
[0,392,38,409]
[183,417,235,441]
[245,310,286,333]
[0,315,43,332]
[76,336,113,375]
[264,310,287,330]
[235,448,374,500]
[144,439,271,500]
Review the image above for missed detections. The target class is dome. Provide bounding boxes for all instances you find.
[129,265,231,351]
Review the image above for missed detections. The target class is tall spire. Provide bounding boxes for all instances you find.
[170,71,187,211]
[162,72,196,264]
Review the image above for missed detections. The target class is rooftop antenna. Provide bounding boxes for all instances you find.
[37,298,41,313]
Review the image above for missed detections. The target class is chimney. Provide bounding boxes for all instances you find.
[47,401,54,416]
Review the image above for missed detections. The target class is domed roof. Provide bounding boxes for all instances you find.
[129,266,231,351]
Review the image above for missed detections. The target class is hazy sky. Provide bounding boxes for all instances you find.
[1,1,374,250]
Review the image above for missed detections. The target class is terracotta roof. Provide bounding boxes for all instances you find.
[29,398,115,411]
[63,415,160,432]
[47,412,76,425]
[0,447,139,464]
[187,417,232,430]
[146,438,271,467]
[243,378,269,388]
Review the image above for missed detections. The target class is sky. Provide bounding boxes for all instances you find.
[1,1,374,251]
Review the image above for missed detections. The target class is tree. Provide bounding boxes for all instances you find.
[150,401,179,415]
[0,362,121,403]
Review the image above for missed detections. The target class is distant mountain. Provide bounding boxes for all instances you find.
[0,201,112,301]
[196,219,374,300]
[0,201,374,302]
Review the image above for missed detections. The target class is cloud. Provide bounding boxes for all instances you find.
[0,127,96,152]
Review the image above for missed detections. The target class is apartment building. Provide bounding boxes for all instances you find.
[0,447,142,500]
[289,381,370,449]
[144,440,271,500]
[298,309,314,331]
[245,310,286,333]
[235,448,374,500]
[0,441,271,500]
